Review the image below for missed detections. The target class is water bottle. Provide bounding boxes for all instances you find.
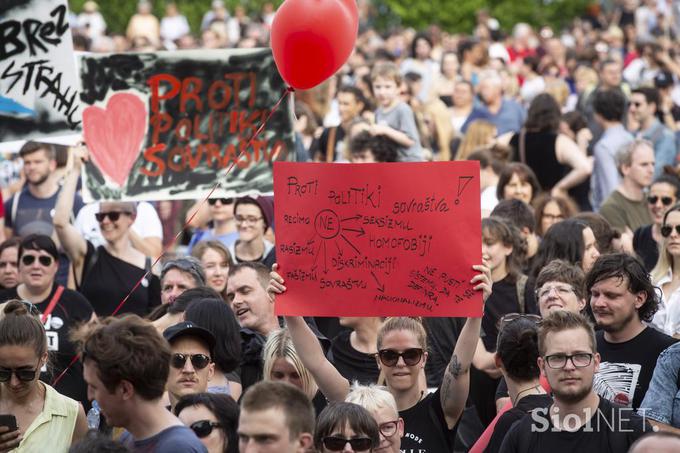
[87,400,100,430]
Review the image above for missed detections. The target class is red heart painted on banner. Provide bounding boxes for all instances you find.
[271,0,359,90]
[82,93,147,187]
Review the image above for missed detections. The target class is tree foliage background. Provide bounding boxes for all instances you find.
[68,0,592,36]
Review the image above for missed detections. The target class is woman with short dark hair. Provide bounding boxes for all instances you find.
[175,392,239,453]
[314,402,380,453]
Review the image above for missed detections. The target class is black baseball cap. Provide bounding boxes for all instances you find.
[654,71,674,89]
[163,322,216,356]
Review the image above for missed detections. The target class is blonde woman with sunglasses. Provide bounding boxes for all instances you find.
[268,262,492,452]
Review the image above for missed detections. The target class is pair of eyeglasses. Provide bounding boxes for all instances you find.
[95,211,130,222]
[498,313,542,330]
[170,353,211,370]
[208,198,234,206]
[535,285,576,301]
[0,362,40,382]
[661,224,680,238]
[544,353,593,369]
[190,420,222,438]
[20,300,41,317]
[378,420,399,437]
[322,436,373,451]
[376,348,424,367]
[21,255,53,267]
[648,195,674,206]
[235,215,263,224]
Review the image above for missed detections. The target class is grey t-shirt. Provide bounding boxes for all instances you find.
[375,101,423,161]
[130,425,207,453]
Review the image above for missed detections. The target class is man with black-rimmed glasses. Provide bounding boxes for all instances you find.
[499,310,650,452]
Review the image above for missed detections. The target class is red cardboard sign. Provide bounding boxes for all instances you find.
[273,161,482,317]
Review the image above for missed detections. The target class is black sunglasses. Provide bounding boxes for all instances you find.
[95,211,130,222]
[21,255,53,267]
[190,420,222,438]
[170,353,211,370]
[377,348,423,367]
[661,224,680,238]
[322,436,373,451]
[208,198,234,206]
[648,195,674,206]
[0,363,40,383]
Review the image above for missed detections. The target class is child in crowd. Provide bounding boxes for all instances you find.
[370,62,423,162]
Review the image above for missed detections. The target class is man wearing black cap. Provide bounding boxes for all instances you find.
[164,322,216,411]
[654,70,680,131]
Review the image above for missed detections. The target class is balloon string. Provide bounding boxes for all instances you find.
[51,85,295,387]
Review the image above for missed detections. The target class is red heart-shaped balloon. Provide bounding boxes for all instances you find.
[82,93,147,188]
[271,0,359,90]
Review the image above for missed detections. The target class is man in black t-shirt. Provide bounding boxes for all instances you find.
[500,311,650,452]
[586,253,677,409]
[0,234,94,408]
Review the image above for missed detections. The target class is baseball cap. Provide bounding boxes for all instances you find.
[655,71,674,89]
[163,322,216,355]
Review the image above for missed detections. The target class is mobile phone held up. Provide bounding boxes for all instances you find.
[0,414,17,432]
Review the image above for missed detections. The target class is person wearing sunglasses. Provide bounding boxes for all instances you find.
[345,385,404,453]
[0,234,95,410]
[54,145,161,317]
[485,317,550,453]
[598,139,655,238]
[651,204,680,336]
[175,393,239,453]
[272,261,492,453]
[163,322,216,412]
[500,310,650,451]
[633,174,680,271]
[0,300,88,452]
[187,197,238,254]
[230,196,276,269]
[314,402,380,453]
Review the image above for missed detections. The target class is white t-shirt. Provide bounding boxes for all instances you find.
[74,201,163,248]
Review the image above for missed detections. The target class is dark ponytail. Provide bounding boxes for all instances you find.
[496,317,540,382]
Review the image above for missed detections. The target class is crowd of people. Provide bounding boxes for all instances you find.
[6,0,680,452]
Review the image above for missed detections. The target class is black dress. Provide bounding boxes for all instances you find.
[79,243,161,317]
[510,131,564,191]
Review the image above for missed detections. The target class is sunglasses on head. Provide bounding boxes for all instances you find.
[170,353,211,370]
[0,363,40,383]
[95,211,130,222]
[190,420,222,438]
[322,436,373,451]
[647,195,674,206]
[661,224,680,238]
[21,255,53,267]
[208,198,234,206]
[377,348,424,367]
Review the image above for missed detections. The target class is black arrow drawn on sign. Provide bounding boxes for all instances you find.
[343,226,366,237]
[341,215,361,222]
[370,271,385,293]
[322,241,328,274]
[341,234,361,255]
[334,240,342,256]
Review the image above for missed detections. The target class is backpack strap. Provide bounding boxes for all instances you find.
[516,274,528,314]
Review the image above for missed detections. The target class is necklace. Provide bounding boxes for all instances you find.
[512,384,542,406]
